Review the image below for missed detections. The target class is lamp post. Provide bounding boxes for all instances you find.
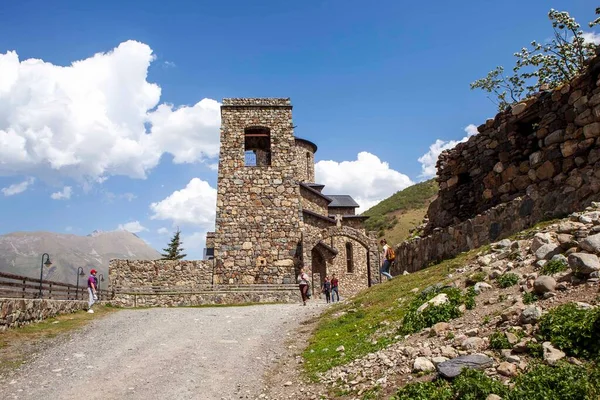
[98,274,105,300]
[38,253,52,298]
[76,267,85,300]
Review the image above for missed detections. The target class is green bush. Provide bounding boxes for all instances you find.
[526,341,544,358]
[538,303,600,359]
[399,286,474,335]
[507,362,600,400]
[496,272,520,288]
[453,369,507,400]
[541,259,569,275]
[465,272,487,286]
[523,291,539,305]
[489,331,512,350]
[393,379,453,400]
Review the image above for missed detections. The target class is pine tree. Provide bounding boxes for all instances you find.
[160,228,187,260]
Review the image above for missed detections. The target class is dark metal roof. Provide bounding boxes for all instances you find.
[306,183,325,191]
[294,137,318,153]
[327,195,360,208]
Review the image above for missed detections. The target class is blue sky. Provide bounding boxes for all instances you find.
[0,0,597,258]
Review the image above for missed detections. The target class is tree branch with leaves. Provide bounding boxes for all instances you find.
[160,227,187,260]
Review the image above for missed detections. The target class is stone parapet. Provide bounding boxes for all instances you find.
[110,259,213,289]
[221,98,291,107]
[0,298,88,330]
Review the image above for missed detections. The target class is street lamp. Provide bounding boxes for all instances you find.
[76,267,85,300]
[98,274,105,300]
[38,253,52,298]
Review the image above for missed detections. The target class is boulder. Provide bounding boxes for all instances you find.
[431,356,449,366]
[535,244,561,261]
[474,282,493,294]
[497,361,518,377]
[520,305,543,325]
[432,322,450,336]
[461,337,486,351]
[580,233,600,253]
[531,232,553,253]
[413,357,435,372]
[437,354,494,379]
[568,253,600,275]
[533,276,557,294]
[417,293,449,313]
[440,345,458,358]
[543,342,565,365]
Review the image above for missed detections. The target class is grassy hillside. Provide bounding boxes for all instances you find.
[362,179,438,244]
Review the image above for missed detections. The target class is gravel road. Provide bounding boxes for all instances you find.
[0,303,323,400]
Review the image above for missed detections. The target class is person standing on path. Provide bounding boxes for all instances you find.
[297,267,310,306]
[322,276,332,303]
[331,274,340,302]
[87,269,98,313]
[380,239,394,280]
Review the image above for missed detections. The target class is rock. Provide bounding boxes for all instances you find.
[413,357,435,372]
[478,255,493,266]
[512,102,527,115]
[502,302,525,321]
[543,342,565,365]
[431,356,449,366]
[520,305,543,325]
[461,337,486,351]
[580,233,600,253]
[417,293,449,313]
[531,232,553,253]
[283,381,292,386]
[437,354,494,379]
[568,253,600,275]
[557,234,576,249]
[506,355,521,364]
[497,361,518,377]
[486,395,503,400]
[505,332,519,345]
[432,322,450,336]
[533,276,557,294]
[465,328,480,337]
[440,346,458,358]
[336,345,345,352]
[474,282,493,294]
[535,244,560,261]
[494,239,513,249]
[575,302,593,310]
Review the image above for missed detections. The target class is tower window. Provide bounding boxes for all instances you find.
[244,127,271,166]
[306,152,311,179]
[346,242,354,273]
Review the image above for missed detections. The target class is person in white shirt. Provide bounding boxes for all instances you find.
[380,239,394,280]
[297,267,310,306]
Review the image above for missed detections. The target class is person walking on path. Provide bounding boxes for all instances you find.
[380,239,394,280]
[297,267,310,306]
[331,274,340,302]
[87,269,98,313]
[322,276,332,303]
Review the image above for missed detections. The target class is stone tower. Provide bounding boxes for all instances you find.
[213,98,302,284]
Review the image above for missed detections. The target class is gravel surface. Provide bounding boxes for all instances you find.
[0,303,323,400]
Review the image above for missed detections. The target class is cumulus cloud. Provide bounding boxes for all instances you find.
[149,178,217,228]
[0,41,221,185]
[50,186,72,200]
[117,220,147,233]
[1,177,34,196]
[418,124,478,179]
[583,31,600,45]
[315,152,413,212]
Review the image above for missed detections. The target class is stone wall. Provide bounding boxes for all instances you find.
[110,259,214,289]
[294,138,317,183]
[329,207,356,216]
[300,185,330,216]
[327,236,370,296]
[426,53,600,234]
[0,298,87,330]
[214,98,302,284]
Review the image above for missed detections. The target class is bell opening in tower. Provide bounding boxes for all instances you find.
[244,126,271,166]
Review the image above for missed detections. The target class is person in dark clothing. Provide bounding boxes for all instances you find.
[322,276,332,303]
[331,274,340,302]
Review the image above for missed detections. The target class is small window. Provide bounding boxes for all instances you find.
[306,152,311,178]
[245,127,271,166]
[346,242,354,273]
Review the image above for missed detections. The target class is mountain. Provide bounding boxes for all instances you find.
[362,179,438,245]
[0,230,161,286]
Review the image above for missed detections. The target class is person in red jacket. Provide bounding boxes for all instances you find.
[331,274,340,302]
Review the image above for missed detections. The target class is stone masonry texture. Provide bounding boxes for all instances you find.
[0,298,88,330]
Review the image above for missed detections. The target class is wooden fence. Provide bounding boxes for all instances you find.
[0,271,111,300]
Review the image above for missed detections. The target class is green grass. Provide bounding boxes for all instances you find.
[302,246,483,380]
[362,179,438,239]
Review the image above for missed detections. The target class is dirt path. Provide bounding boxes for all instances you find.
[0,303,324,400]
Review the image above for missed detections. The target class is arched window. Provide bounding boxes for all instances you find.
[346,242,354,273]
[244,127,271,166]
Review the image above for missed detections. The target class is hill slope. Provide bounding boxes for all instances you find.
[362,179,438,244]
[0,230,161,285]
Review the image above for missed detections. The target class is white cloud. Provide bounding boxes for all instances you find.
[1,177,34,196]
[418,124,478,179]
[157,227,170,235]
[122,192,137,202]
[163,61,176,68]
[150,178,217,228]
[50,186,72,200]
[315,152,414,212]
[0,41,221,185]
[117,220,147,233]
[582,31,600,45]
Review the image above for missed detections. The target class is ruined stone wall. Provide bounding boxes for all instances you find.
[214,98,302,284]
[0,298,87,330]
[294,139,316,183]
[300,186,330,216]
[109,259,214,289]
[329,207,356,216]
[426,54,600,233]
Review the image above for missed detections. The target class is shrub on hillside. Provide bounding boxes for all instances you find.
[489,331,512,350]
[393,379,453,400]
[537,303,600,359]
[523,291,540,304]
[399,286,475,335]
[496,272,520,288]
[541,259,569,275]
[465,272,487,286]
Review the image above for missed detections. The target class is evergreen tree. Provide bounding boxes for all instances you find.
[160,228,187,260]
